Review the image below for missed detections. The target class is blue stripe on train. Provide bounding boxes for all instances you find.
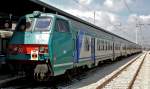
[74,31,84,63]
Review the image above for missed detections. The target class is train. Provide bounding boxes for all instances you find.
[0,31,12,70]
[6,11,142,81]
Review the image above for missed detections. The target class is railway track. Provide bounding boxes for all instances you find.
[96,52,147,89]
[0,75,26,88]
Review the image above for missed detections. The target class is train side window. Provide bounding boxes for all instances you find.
[109,42,111,50]
[115,43,117,50]
[105,40,107,51]
[101,40,103,50]
[97,39,100,51]
[55,19,69,32]
[110,42,112,50]
[102,40,104,50]
[116,44,118,50]
[104,41,106,50]
[99,40,101,51]
[96,39,99,51]
[100,40,102,50]
[108,41,110,50]
[111,42,112,50]
[103,40,105,50]
[84,37,90,51]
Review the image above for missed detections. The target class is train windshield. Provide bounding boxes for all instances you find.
[16,17,33,31]
[16,17,51,32]
[34,17,51,31]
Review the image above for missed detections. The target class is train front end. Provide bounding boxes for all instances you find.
[6,11,54,81]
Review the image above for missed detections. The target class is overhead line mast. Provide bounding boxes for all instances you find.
[123,0,144,46]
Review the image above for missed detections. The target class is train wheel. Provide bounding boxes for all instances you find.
[64,71,72,82]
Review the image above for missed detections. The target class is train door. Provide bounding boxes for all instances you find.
[91,38,95,63]
[52,18,74,70]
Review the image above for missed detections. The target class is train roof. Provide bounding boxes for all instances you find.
[31,0,138,45]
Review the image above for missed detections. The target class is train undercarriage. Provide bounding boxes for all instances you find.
[6,60,53,81]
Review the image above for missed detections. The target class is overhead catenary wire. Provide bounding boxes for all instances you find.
[123,0,145,47]
[72,0,135,40]
[123,0,133,13]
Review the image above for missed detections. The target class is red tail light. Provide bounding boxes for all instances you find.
[8,44,48,54]
[39,46,48,54]
[8,45,18,54]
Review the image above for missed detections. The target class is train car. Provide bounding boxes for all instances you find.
[0,31,12,70]
[6,11,142,81]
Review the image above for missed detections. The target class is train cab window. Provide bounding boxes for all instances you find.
[35,17,51,31]
[55,19,69,32]
[16,18,33,31]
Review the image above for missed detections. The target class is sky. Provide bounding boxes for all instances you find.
[41,0,150,47]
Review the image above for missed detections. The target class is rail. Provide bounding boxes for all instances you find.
[96,52,147,89]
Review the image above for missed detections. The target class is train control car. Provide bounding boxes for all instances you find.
[6,11,142,81]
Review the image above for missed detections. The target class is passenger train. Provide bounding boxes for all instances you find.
[6,11,142,81]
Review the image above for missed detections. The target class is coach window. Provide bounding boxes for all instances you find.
[97,39,100,51]
[108,41,110,50]
[108,41,109,50]
[100,40,102,50]
[110,42,112,50]
[103,40,105,50]
[105,41,106,50]
[96,39,99,51]
[116,44,118,50]
[84,37,90,51]
[110,42,113,50]
[117,44,119,50]
[102,40,105,50]
[55,19,69,32]
[99,40,101,50]
[115,43,117,50]
[101,40,103,50]
[119,44,121,50]
[109,42,111,50]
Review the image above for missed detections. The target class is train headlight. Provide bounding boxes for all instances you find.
[33,11,41,17]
